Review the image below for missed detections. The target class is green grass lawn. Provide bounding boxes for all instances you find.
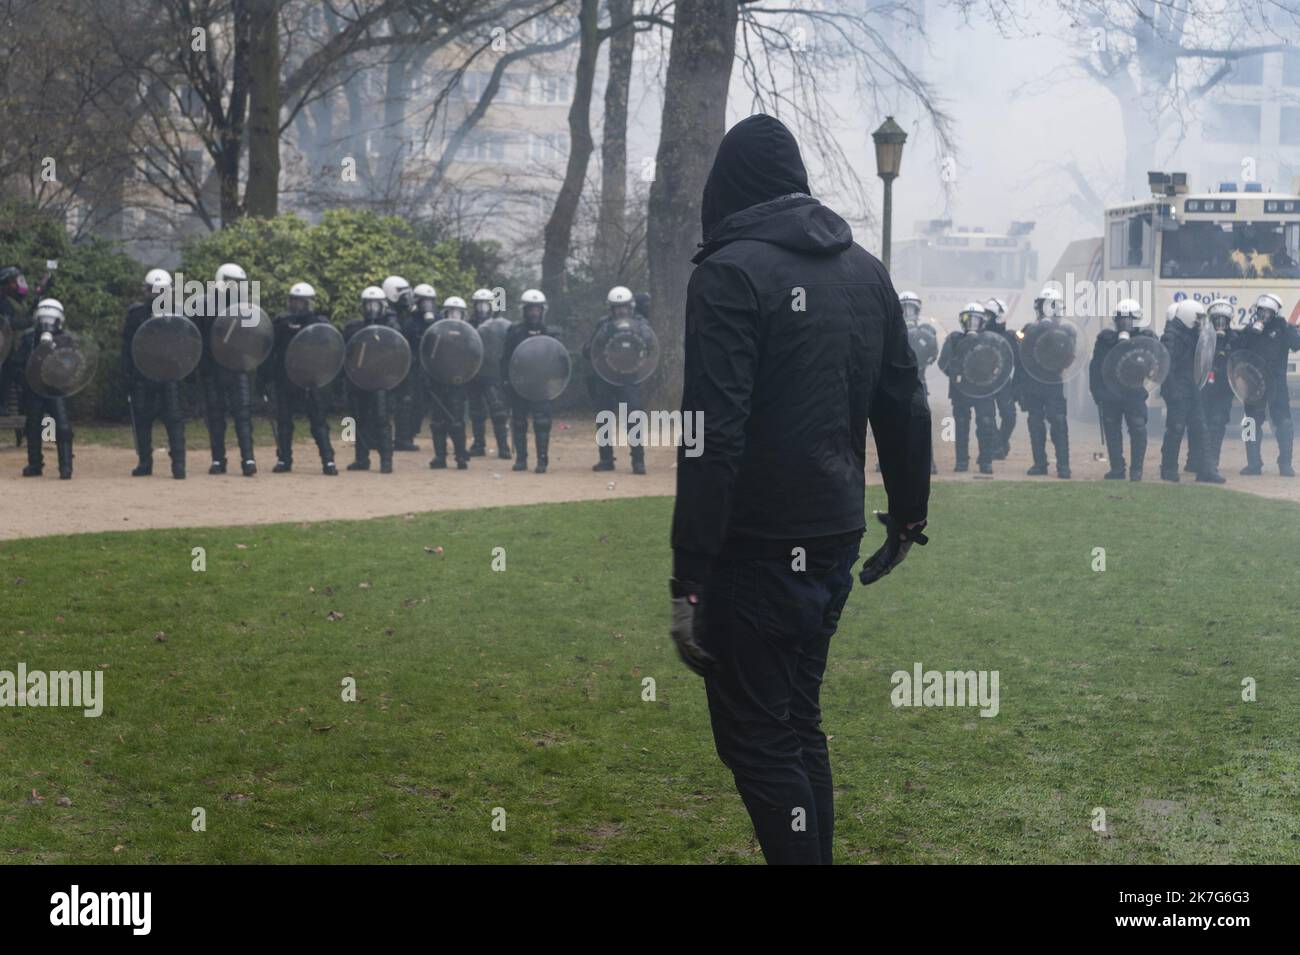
[2,482,1298,864]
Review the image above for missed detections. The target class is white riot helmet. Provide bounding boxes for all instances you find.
[1165,302,1179,324]
[521,288,547,324]
[959,301,987,333]
[381,275,411,305]
[361,285,387,321]
[215,262,247,289]
[471,287,494,321]
[144,268,172,298]
[984,297,1008,323]
[899,290,922,322]
[1207,298,1235,334]
[607,285,634,319]
[1249,292,1283,331]
[1114,298,1142,338]
[288,281,316,315]
[1034,286,1063,320]
[34,298,65,341]
[1171,299,1205,330]
[413,283,437,301]
[442,295,467,321]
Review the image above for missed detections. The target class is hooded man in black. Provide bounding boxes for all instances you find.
[669,115,931,865]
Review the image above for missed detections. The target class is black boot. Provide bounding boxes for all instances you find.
[132,459,153,477]
[273,460,292,473]
[242,459,257,477]
[592,443,615,472]
[493,417,512,459]
[512,422,528,471]
[631,447,646,475]
[534,427,550,474]
[209,459,227,475]
[469,417,487,456]
[57,438,73,480]
[1277,420,1295,477]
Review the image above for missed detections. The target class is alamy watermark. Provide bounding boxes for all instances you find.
[595,402,703,457]
[0,664,103,717]
[891,662,999,717]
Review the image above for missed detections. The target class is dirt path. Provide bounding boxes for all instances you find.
[2,408,1297,541]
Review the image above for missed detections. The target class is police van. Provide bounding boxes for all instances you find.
[891,220,1039,329]
[1094,172,1300,396]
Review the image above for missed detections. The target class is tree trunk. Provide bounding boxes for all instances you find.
[594,0,634,282]
[219,0,253,224]
[540,0,601,312]
[645,0,739,406]
[245,0,281,218]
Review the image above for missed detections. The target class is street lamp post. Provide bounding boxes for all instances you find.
[872,116,907,272]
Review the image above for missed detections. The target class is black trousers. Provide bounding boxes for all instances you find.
[952,395,996,468]
[428,381,469,463]
[1202,384,1234,471]
[588,377,645,465]
[23,393,73,473]
[1100,398,1147,474]
[273,381,334,466]
[1022,390,1069,470]
[1161,393,1207,475]
[347,385,393,466]
[468,377,510,452]
[509,392,552,462]
[200,365,254,465]
[701,536,860,865]
[1243,386,1294,469]
[129,379,186,472]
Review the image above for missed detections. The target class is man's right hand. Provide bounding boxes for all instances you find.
[858,512,928,586]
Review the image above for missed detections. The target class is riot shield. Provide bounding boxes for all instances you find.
[211,304,273,372]
[907,321,939,368]
[508,334,571,402]
[591,316,659,386]
[1101,335,1170,396]
[131,313,203,383]
[344,323,411,391]
[420,318,484,386]
[1020,317,1086,385]
[285,322,345,390]
[1193,319,1217,389]
[954,331,1014,399]
[477,317,511,381]
[25,332,100,399]
[1227,349,1268,404]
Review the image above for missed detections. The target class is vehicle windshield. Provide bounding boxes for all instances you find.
[895,243,1034,289]
[1160,219,1300,279]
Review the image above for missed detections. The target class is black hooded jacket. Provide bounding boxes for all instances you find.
[671,116,931,582]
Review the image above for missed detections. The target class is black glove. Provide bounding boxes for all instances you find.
[858,512,928,586]
[669,578,714,676]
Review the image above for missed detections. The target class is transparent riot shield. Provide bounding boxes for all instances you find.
[131,313,203,383]
[591,316,660,386]
[508,334,571,402]
[285,322,345,390]
[344,323,411,391]
[420,318,484,386]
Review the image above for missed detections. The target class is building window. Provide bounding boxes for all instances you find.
[529,132,566,163]
[536,75,570,105]
[1203,102,1261,143]
[1225,54,1264,85]
[1281,107,1300,146]
[1283,49,1300,87]
[464,131,507,163]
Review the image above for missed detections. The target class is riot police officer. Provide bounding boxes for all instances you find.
[270,282,337,475]
[1237,292,1300,476]
[427,295,472,470]
[0,265,32,429]
[122,268,187,478]
[938,302,998,474]
[197,262,257,476]
[384,275,423,451]
[502,288,555,474]
[585,285,646,474]
[983,297,1017,460]
[1159,299,1223,483]
[899,291,937,475]
[16,299,74,478]
[1089,298,1152,481]
[399,282,437,456]
[343,286,399,473]
[467,287,511,459]
[1201,299,1238,476]
[1017,287,1071,479]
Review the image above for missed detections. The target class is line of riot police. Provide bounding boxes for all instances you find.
[906,287,1299,481]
